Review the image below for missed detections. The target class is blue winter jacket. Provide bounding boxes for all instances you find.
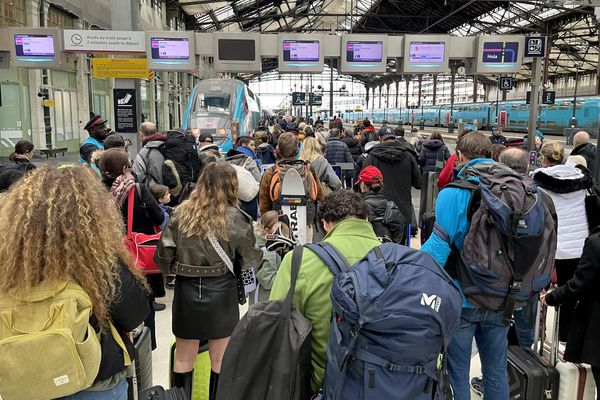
[421,158,495,308]
[236,145,260,167]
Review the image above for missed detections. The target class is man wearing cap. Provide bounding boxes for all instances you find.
[80,114,111,164]
[132,121,167,188]
[198,132,221,165]
[362,127,421,228]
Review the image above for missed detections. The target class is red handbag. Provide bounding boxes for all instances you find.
[124,185,162,274]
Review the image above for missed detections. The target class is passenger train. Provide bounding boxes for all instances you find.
[344,96,600,136]
[183,78,268,152]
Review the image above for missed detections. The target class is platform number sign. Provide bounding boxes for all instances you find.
[525,37,545,57]
[499,77,514,91]
[542,90,555,105]
[292,91,306,106]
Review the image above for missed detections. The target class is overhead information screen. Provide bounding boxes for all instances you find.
[482,41,519,64]
[409,42,445,63]
[218,39,256,61]
[278,34,324,73]
[151,37,189,60]
[14,34,55,57]
[283,40,319,62]
[472,36,524,73]
[402,35,450,73]
[213,33,261,73]
[346,41,383,63]
[10,28,67,68]
[340,35,387,73]
[146,31,195,71]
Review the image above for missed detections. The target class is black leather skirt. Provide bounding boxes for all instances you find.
[172,272,239,340]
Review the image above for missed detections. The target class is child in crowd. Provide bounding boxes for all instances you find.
[150,184,172,231]
[250,211,284,304]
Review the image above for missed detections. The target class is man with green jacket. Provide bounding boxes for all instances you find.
[269,190,381,393]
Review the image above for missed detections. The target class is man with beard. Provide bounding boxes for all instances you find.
[80,114,111,165]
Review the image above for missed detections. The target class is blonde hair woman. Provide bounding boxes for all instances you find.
[156,162,262,399]
[533,140,594,342]
[0,166,150,399]
[300,136,341,192]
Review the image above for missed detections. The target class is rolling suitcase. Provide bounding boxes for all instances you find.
[169,341,211,400]
[541,306,596,400]
[508,299,560,400]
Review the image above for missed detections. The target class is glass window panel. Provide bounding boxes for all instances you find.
[70,92,78,140]
[63,92,72,140]
[0,83,23,145]
[54,91,65,142]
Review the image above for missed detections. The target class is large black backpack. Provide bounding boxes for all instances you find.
[159,130,201,199]
[217,246,312,400]
[445,170,557,324]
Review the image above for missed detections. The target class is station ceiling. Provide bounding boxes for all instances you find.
[175,0,598,88]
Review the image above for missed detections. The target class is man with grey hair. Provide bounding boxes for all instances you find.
[571,130,596,173]
[132,121,167,188]
[499,147,529,174]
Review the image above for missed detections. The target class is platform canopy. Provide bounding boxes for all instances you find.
[174,0,598,87]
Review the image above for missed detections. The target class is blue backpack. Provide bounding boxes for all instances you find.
[307,242,462,400]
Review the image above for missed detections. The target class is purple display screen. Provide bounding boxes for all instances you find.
[409,42,445,64]
[150,37,189,60]
[14,34,55,57]
[346,41,383,63]
[283,40,319,62]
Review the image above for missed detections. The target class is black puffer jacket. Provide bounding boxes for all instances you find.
[363,191,406,243]
[545,227,600,366]
[0,158,36,191]
[94,262,150,382]
[363,141,422,223]
[342,136,362,162]
[571,142,596,174]
[418,140,450,173]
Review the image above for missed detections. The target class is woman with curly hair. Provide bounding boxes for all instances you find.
[0,166,150,399]
[156,162,262,399]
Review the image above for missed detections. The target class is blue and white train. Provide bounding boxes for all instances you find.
[183,78,267,152]
[344,96,600,136]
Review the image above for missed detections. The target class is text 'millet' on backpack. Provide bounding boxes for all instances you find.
[443,171,557,324]
[269,160,319,219]
[308,242,462,400]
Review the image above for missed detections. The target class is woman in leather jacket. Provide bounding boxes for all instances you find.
[156,162,262,399]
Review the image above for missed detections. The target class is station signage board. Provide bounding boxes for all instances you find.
[278,34,325,73]
[63,30,145,53]
[524,37,546,58]
[146,31,196,72]
[401,35,450,74]
[499,77,514,91]
[309,93,322,106]
[113,88,138,133]
[93,58,151,79]
[473,35,525,74]
[214,33,261,73]
[340,34,387,74]
[9,28,71,69]
[292,92,306,106]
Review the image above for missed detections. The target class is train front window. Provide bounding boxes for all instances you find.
[194,93,231,113]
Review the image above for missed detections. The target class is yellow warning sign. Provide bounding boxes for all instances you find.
[93,58,150,79]
[43,99,55,107]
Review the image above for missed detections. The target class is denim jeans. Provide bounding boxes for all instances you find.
[513,297,537,348]
[57,379,128,400]
[448,308,509,400]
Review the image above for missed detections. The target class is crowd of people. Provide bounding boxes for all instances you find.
[0,112,599,400]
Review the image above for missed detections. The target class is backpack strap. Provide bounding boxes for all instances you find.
[446,179,481,221]
[305,243,351,275]
[126,187,135,240]
[283,246,305,318]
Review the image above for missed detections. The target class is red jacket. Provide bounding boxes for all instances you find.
[437,153,458,189]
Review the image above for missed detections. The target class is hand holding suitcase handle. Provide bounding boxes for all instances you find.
[539,288,560,367]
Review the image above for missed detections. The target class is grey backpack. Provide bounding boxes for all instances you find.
[445,171,557,324]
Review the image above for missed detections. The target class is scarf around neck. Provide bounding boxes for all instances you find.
[110,171,136,207]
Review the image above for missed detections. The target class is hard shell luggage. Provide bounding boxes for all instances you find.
[419,171,439,226]
[135,326,153,392]
[507,346,559,399]
[169,341,211,400]
[139,385,187,400]
[541,306,596,400]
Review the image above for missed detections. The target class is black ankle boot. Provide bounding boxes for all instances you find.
[209,370,220,400]
[172,370,193,399]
